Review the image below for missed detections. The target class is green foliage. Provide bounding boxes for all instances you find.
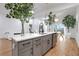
[47,11,56,25]
[62,15,76,31]
[5,3,33,34]
[5,3,33,21]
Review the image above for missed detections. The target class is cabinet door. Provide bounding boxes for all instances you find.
[41,36,48,55]
[47,35,52,50]
[18,40,32,50]
[53,33,57,47]
[18,40,33,56]
[19,47,33,56]
[33,38,42,56]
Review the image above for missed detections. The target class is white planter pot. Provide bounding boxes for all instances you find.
[66,32,71,39]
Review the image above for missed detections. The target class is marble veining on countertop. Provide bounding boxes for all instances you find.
[12,32,55,42]
[0,32,56,42]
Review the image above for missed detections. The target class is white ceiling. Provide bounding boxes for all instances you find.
[32,3,79,19]
[0,3,79,19]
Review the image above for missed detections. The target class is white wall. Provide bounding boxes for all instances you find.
[0,16,22,36]
[0,4,23,36]
[75,6,79,47]
[0,4,34,36]
[52,6,76,36]
[54,5,79,47]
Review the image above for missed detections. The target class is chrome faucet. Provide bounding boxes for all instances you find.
[39,22,44,34]
[29,24,33,33]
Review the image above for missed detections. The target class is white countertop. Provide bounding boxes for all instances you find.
[0,32,56,42]
[12,32,56,42]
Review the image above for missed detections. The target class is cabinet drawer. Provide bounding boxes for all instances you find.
[41,36,48,55]
[18,40,32,50]
[33,44,42,56]
[48,35,52,39]
[33,38,42,56]
[33,38,41,44]
[53,33,58,47]
[47,39,52,50]
[19,46,32,54]
[19,47,33,56]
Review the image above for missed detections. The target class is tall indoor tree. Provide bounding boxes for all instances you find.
[5,3,33,35]
[47,11,56,31]
[62,15,76,32]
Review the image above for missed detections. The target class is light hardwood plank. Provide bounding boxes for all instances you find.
[45,37,79,56]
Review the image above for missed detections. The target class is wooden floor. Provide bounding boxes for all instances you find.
[0,36,79,56]
[0,38,12,56]
[45,37,79,56]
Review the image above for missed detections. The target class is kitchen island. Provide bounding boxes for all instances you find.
[0,32,57,56]
[12,32,57,56]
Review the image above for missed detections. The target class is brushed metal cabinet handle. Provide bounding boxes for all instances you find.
[22,42,30,46]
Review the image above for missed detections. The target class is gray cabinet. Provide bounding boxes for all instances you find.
[33,37,42,56]
[41,35,48,55]
[18,40,33,56]
[19,47,33,56]
[47,34,52,51]
[52,33,57,48]
[41,34,52,55]
[12,34,53,56]
[13,39,33,56]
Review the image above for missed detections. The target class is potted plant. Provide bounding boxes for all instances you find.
[5,3,33,35]
[62,15,76,32]
[47,11,56,31]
